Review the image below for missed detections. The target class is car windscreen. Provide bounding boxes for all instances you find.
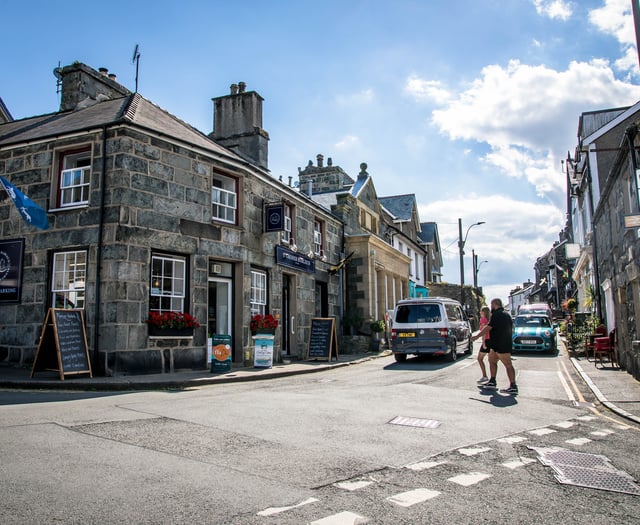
[515,316,550,327]
[395,304,441,323]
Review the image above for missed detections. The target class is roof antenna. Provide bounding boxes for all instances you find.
[131,44,141,92]
[53,61,62,94]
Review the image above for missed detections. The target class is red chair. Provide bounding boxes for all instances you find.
[593,330,618,368]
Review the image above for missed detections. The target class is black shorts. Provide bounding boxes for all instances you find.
[490,347,512,355]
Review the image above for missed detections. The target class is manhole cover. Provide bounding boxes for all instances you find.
[388,416,441,428]
[529,447,640,496]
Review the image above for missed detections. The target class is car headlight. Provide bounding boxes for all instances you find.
[542,330,552,338]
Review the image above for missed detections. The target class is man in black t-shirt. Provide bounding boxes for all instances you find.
[472,298,517,394]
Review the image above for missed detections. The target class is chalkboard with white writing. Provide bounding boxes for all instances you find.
[31,308,92,380]
[307,317,338,361]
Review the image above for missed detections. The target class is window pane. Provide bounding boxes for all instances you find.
[150,254,186,313]
[51,250,86,309]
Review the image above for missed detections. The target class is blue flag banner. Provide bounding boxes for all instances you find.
[0,176,50,230]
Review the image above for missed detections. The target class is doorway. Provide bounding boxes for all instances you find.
[208,277,232,338]
[281,274,296,356]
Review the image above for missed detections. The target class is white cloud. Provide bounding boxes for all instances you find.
[404,76,452,104]
[532,0,574,21]
[422,59,640,203]
[589,0,638,76]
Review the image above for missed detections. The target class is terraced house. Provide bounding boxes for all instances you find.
[0,62,344,375]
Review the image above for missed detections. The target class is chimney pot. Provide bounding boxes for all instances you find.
[238,81,246,93]
[230,84,238,95]
[316,154,324,168]
[108,73,117,81]
[99,67,108,75]
[327,157,333,166]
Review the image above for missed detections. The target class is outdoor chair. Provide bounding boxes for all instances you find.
[593,330,618,368]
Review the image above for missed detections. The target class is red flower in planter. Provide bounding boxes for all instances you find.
[250,314,278,333]
[146,311,200,329]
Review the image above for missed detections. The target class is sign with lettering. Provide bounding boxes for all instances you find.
[276,245,315,273]
[307,317,339,361]
[31,308,92,380]
[0,238,24,303]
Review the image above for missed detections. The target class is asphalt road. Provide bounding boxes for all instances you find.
[1,342,638,524]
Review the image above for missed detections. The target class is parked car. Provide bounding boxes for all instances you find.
[518,303,553,318]
[390,297,472,362]
[512,314,557,353]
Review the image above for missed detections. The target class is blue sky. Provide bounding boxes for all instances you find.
[3,0,640,304]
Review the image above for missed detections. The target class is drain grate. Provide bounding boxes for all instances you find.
[388,416,441,429]
[529,447,640,496]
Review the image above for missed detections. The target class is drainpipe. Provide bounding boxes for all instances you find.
[586,156,602,321]
[93,125,108,374]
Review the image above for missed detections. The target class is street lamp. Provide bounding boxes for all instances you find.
[458,218,485,306]
[473,253,488,289]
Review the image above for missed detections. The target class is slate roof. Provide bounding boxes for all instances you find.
[379,194,416,221]
[0,94,244,164]
[418,221,437,244]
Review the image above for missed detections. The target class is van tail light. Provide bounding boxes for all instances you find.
[439,328,449,338]
[391,329,397,339]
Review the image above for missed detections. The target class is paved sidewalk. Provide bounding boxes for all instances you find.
[0,352,388,391]
[1,345,639,426]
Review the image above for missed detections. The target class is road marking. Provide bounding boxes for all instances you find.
[448,472,492,486]
[405,460,447,471]
[502,457,536,469]
[257,497,319,516]
[458,446,492,456]
[554,421,575,429]
[590,429,615,437]
[556,369,575,402]
[529,428,557,436]
[565,437,592,446]
[386,488,441,507]
[310,511,369,524]
[497,435,527,444]
[388,416,441,428]
[334,480,375,491]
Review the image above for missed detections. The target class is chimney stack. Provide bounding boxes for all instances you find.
[211,82,269,170]
[58,63,130,112]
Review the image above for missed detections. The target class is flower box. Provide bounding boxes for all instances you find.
[148,325,194,337]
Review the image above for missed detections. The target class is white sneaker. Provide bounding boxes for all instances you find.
[477,376,489,384]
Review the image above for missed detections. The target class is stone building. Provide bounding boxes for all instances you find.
[566,102,640,379]
[0,62,344,375]
[298,157,429,334]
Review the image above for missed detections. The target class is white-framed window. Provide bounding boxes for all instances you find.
[212,174,237,224]
[57,148,91,208]
[250,269,267,316]
[314,220,323,255]
[282,204,292,244]
[51,250,87,309]
[150,254,186,312]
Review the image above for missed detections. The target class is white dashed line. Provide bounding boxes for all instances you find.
[257,497,319,516]
[529,428,557,436]
[405,460,448,471]
[565,437,592,446]
[458,446,492,456]
[502,457,537,469]
[590,429,615,437]
[554,421,575,429]
[310,510,369,524]
[576,415,597,421]
[386,488,441,507]
[497,435,527,444]
[334,480,375,491]
[448,472,492,486]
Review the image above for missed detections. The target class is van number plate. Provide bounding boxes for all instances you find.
[400,332,415,337]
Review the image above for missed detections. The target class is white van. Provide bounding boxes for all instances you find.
[390,297,472,363]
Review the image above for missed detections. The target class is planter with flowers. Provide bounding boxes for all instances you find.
[250,314,279,335]
[147,311,200,337]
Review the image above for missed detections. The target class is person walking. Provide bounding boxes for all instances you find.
[476,306,491,384]
[472,298,517,394]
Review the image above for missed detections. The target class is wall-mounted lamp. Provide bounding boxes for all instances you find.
[290,239,297,252]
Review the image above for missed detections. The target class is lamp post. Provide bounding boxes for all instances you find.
[473,252,488,289]
[458,219,485,307]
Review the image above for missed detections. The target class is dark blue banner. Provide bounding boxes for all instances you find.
[276,245,315,273]
[0,176,49,230]
[0,238,25,303]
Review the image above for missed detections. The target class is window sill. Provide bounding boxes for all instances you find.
[49,204,89,212]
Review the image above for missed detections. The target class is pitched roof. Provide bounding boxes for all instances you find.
[418,222,437,244]
[0,93,244,163]
[379,194,416,221]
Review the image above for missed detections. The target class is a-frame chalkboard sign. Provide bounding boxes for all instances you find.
[31,308,92,380]
[307,317,339,361]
